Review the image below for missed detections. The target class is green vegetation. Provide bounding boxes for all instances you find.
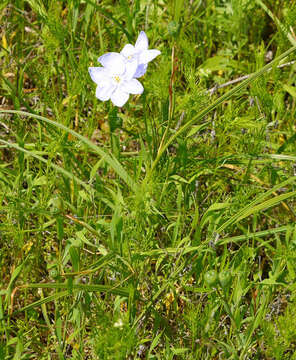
[1,0,296,358]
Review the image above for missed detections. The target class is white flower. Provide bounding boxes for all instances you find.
[120,31,161,78]
[89,52,144,107]
[113,318,124,328]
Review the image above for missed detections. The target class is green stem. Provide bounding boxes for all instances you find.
[216,288,243,349]
[108,105,120,158]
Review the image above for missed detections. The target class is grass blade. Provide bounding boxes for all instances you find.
[216,177,296,234]
[144,45,296,183]
[0,110,136,190]
[0,139,92,192]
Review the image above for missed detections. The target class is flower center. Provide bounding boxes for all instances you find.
[127,55,133,60]
[113,75,121,83]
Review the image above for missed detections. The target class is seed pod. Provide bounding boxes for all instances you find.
[218,270,232,289]
[49,196,63,215]
[204,270,218,287]
[49,268,59,279]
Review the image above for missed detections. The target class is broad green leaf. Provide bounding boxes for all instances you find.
[199,55,238,72]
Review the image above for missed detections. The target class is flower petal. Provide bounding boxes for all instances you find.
[98,52,126,75]
[110,88,129,107]
[121,44,136,58]
[134,63,148,78]
[95,83,116,101]
[89,67,108,84]
[135,31,148,51]
[139,49,161,64]
[121,79,144,95]
[124,59,138,80]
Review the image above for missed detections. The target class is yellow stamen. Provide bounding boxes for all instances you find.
[114,75,121,83]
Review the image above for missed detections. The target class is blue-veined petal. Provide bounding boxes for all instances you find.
[121,44,136,59]
[134,63,148,78]
[121,79,144,94]
[110,88,129,107]
[98,52,126,75]
[135,31,148,51]
[97,53,111,65]
[139,49,161,64]
[89,67,108,84]
[95,83,116,101]
[124,59,138,80]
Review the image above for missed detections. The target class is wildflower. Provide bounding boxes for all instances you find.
[89,52,143,107]
[120,31,161,78]
[113,318,124,328]
[89,31,160,106]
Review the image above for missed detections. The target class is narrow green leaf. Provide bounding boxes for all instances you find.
[16,291,69,315]
[144,45,296,183]
[24,282,130,297]
[0,110,136,190]
[83,0,132,41]
[236,190,296,222]
[217,177,296,234]
[5,257,29,304]
[217,225,291,245]
[0,139,92,192]
[148,331,163,355]
[255,0,296,46]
